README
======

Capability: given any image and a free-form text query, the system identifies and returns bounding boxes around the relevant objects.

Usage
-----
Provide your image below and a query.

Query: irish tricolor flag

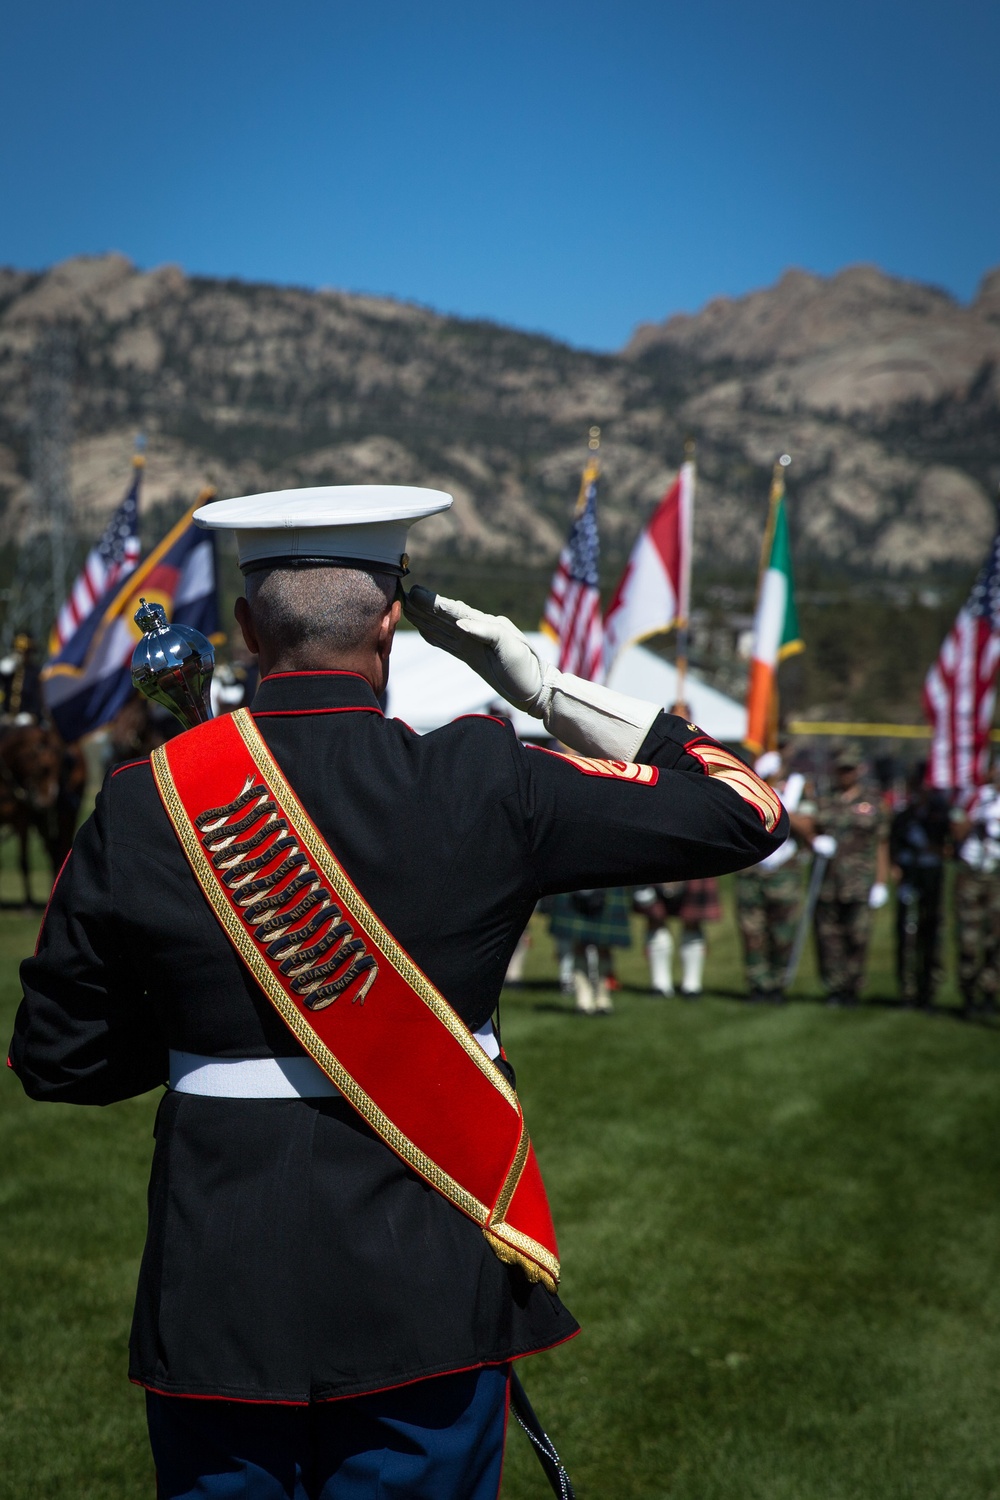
[745,467,803,753]
[604,459,694,672]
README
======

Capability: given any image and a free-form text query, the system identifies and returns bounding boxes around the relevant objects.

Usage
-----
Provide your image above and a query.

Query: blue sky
[2,0,998,350]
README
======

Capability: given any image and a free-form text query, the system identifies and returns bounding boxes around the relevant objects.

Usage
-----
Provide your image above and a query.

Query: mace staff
[131,597,215,730]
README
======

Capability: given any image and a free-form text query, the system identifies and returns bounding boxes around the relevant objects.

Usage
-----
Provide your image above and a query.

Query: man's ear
[234,596,259,656]
[377,598,402,658]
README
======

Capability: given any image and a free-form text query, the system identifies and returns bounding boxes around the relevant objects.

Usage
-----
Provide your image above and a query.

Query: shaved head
[235,566,400,687]
[245,567,395,656]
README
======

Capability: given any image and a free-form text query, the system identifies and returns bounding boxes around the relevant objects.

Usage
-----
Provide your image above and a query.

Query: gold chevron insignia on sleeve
[684,740,783,832]
[549,750,658,785]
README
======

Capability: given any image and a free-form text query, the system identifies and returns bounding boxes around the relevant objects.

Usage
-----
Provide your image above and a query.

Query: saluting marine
[10,486,786,1500]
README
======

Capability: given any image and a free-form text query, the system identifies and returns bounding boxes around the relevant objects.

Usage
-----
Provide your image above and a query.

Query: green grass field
[2,838,999,1499]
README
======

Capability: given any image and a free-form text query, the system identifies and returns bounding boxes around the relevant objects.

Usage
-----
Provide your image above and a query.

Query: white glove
[868,882,889,910]
[404,587,546,712]
[403,587,660,760]
[812,834,838,860]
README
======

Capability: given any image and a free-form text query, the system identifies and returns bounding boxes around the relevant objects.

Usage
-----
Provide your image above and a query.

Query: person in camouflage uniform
[811,745,890,1005]
[951,766,1000,1016]
[737,864,800,1000]
[736,749,809,1002]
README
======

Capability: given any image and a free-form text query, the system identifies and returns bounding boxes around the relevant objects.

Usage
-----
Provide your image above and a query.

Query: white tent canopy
[385,631,747,742]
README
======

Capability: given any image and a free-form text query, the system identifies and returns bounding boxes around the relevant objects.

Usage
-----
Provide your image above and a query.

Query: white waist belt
[169,1050,339,1098]
[168,1023,500,1100]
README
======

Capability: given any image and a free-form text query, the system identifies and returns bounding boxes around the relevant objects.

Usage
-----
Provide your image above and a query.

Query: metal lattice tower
[2,329,76,650]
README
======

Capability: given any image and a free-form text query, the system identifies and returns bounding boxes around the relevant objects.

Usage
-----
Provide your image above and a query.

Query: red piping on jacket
[130,1328,578,1406]
[112,758,149,776]
[526,741,659,785]
[262,670,374,684]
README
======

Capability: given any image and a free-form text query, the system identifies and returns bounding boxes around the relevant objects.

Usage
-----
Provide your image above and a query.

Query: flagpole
[746,454,790,752]
[541,428,603,678]
[674,437,695,709]
[584,424,600,500]
[760,458,785,572]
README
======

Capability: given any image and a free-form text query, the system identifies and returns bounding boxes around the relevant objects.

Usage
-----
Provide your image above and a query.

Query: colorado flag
[43,502,219,743]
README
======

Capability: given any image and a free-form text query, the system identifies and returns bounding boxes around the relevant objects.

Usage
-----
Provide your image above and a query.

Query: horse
[0,725,87,906]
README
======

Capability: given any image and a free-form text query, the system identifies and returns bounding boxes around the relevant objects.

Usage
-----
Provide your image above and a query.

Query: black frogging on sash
[266,907,344,960]
[232,851,308,898]
[193,783,378,1009]
[210,817,280,866]
[222,836,299,886]
[253,886,329,939]
[196,781,270,830]
[205,798,278,842]
[240,871,317,924]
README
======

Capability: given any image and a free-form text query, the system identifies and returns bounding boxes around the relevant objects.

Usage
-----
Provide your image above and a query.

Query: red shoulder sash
[151,708,559,1291]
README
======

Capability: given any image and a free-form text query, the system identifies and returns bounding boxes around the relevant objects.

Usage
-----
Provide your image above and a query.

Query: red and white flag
[924,520,1000,790]
[603,460,694,673]
[541,459,605,681]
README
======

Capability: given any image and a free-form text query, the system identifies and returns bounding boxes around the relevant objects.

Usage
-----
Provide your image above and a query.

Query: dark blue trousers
[146,1366,510,1499]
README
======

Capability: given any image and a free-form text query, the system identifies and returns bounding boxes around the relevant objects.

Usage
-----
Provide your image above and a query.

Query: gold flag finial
[771,452,790,500]
[576,428,601,509]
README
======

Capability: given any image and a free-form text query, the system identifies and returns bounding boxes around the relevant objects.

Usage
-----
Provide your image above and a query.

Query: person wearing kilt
[548,887,632,1013]
[634,699,723,1000]
[633,878,721,997]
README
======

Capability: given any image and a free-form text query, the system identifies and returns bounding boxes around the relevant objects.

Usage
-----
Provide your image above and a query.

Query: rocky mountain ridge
[0,254,997,586]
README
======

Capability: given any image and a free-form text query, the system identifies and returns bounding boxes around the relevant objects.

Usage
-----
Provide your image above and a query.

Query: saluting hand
[403,586,661,760]
[403,587,548,715]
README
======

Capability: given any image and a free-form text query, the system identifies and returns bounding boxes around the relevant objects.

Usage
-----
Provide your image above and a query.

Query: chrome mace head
[131,597,214,730]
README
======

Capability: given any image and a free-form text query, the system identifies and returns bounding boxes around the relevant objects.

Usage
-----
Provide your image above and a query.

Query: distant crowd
[506,740,1000,1020]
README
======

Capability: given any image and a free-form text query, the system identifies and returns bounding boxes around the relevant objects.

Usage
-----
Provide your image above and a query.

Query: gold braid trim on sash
[152,710,559,1292]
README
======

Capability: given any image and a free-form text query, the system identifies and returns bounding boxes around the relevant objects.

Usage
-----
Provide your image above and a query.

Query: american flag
[541,459,604,682]
[52,460,143,651]
[924,514,1000,790]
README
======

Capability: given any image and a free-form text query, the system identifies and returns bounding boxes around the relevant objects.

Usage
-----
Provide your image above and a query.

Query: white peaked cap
[193,485,453,576]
